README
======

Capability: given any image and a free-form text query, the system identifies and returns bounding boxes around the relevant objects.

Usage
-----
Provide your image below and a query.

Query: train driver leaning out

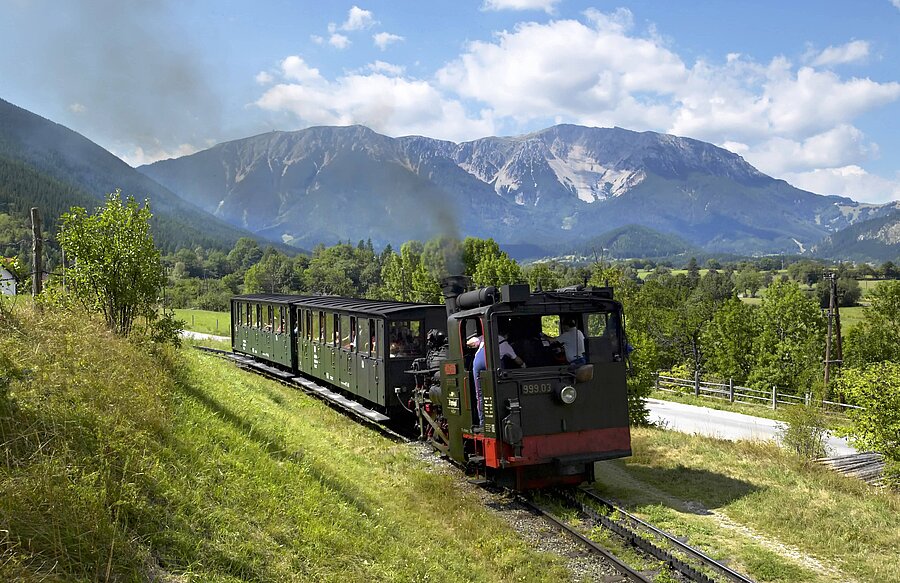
[555,317,586,367]
[471,321,525,432]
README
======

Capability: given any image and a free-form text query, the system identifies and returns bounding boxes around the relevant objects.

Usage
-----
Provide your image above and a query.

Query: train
[230,277,632,490]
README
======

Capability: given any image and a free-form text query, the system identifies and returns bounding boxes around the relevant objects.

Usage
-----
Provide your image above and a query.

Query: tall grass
[1,303,175,580]
[1,303,570,581]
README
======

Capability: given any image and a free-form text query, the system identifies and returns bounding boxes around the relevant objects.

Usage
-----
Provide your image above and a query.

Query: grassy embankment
[594,428,900,583]
[0,302,571,581]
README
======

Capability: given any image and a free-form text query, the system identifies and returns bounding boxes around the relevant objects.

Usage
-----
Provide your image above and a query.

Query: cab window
[388,320,424,358]
[586,311,622,362]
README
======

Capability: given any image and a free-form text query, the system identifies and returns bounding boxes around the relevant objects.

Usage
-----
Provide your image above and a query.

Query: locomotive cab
[438,282,632,489]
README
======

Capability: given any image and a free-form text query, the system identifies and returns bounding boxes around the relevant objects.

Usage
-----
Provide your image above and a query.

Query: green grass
[173,308,230,336]
[1,304,571,581]
[593,427,900,583]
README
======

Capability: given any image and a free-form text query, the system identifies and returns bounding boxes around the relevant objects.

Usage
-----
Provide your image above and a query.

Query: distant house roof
[0,265,17,282]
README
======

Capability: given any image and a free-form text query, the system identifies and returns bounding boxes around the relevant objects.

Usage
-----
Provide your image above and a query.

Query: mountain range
[1,95,898,261]
[139,124,900,257]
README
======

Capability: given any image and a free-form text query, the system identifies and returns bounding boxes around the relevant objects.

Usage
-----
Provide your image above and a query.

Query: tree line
[6,193,900,482]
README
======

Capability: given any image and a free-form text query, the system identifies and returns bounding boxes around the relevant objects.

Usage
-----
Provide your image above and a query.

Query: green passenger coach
[232,294,299,370]
[231,294,446,417]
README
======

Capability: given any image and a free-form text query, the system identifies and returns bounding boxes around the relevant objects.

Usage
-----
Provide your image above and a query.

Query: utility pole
[30,207,42,298]
[823,272,843,395]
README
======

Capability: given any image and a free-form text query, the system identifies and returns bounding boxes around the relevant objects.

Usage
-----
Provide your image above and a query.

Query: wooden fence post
[729,378,734,403]
[771,386,777,410]
[30,207,42,298]
[805,392,810,406]
[654,372,659,392]
[694,370,700,397]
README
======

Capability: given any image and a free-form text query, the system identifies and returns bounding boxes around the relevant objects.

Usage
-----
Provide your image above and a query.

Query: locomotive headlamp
[558,385,577,405]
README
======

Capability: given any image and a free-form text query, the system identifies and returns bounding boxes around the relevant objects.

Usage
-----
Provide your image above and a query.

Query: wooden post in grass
[771,386,777,410]
[654,372,659,392]
[30,207,42,298]
[694,370,700,397]
[729,378,734,403]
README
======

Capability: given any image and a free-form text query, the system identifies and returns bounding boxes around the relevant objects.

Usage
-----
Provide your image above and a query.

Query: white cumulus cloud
[329,34,350,49]
[342,6,376,31]
[256,58,494,141]
[783,166,900,204]
[119,142,198,167]
[809,40,870,66]
[68,102,87,114]
[255,71,274,85]
[481,0,560,12]
[367,61,404,76]
[373,32,403,50]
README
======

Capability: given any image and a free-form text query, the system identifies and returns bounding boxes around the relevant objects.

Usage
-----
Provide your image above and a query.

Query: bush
[836,362,900,486]
[778,405,829,460]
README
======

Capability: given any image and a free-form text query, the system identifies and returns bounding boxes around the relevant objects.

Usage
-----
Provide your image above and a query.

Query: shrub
[778,404,829,460]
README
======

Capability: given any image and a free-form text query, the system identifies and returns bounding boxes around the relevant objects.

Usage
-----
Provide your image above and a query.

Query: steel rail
[516,495,653,583]
[573,488,756,583]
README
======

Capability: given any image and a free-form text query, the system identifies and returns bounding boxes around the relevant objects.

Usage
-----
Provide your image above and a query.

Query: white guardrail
[655,373,863,415]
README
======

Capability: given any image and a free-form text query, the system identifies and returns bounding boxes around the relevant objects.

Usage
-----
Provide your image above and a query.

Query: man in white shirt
[555,317,586,366]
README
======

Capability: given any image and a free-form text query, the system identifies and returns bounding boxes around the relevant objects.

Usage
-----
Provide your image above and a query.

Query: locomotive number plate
[521,382,553,395]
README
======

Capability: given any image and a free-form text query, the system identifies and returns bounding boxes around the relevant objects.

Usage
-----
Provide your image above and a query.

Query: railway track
[194,344,755,582]
[517,494,654,582]
[539,487,756,583]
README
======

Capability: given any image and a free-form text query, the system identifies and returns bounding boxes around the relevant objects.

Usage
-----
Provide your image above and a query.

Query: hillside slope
[812,210,900,262]
[0,304,569,581]
[0,98,260,252]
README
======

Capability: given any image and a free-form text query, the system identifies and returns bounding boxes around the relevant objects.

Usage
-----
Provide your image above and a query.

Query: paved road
[646,398,857,456]
[181,330,230,342]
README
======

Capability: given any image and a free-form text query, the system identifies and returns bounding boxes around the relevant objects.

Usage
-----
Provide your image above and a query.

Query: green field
[173,308,230,336]
[595,427,900,583]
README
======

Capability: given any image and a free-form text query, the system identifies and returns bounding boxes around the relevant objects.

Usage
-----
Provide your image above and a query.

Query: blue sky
[2,0,899,203]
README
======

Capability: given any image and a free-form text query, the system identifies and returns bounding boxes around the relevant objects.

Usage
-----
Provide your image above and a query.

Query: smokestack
[440,275,468,317]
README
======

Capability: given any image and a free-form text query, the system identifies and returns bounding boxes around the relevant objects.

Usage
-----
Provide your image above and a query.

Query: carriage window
[266,305,274,331]
[255,305,262,329]
[311,310,320,342]
[358,318,370,354]
[317,311,326,342]
[325,313,335,346]
[246,303,252,327]
[388,320,424,358]
[340,315,352,350]
[341,316,356,351]
[277,306,286,334]
[305,310,312,340]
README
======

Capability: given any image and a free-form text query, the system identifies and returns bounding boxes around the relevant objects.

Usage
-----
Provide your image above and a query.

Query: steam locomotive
[231,278,631,490]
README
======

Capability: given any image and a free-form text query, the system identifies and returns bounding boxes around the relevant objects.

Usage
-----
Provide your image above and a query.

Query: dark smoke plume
[21,0,222,161]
